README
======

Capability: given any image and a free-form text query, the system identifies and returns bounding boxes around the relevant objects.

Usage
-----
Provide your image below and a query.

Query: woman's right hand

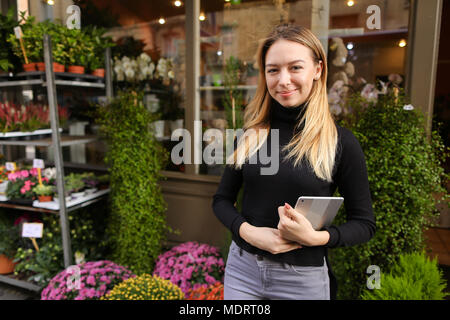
[239,222,302,254]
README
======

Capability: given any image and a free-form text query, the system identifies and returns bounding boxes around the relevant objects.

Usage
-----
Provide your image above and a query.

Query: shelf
[0,128,62,138]
[0,135,98,147]
[0,274,42,293]
[32,188,110,211]
[0,71,105,89]
[0,189,110,213]
[199,85,257,91]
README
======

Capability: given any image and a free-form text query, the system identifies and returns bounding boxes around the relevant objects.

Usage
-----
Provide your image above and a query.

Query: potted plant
[0,7,20,73]
[0,214,20,274]
[87,26,115,77]
[65,28,89,74]
[6,169,39,205]
[32,184,54,202]
[64,173,85,198]
[80,172,99,194]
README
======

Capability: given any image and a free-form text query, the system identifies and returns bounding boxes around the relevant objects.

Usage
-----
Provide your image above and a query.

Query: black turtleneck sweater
[212,100,376,266]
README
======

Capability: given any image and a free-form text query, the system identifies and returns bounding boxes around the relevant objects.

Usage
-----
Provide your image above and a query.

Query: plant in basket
[153,242,225,294]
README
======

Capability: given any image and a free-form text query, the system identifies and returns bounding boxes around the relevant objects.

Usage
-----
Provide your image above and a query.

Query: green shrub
[101,274,184,300]
[330,87,449,299]
[96,90,171,274]
[361,251,447,300]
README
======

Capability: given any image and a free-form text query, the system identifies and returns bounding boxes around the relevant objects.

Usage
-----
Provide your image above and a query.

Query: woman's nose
[278,69,291,86]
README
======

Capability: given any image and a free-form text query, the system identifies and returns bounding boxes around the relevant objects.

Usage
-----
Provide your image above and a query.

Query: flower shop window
[106,13,187,174]
[196,0,410,176]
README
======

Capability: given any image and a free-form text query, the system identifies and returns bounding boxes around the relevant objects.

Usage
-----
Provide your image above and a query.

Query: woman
[212,24,376,300]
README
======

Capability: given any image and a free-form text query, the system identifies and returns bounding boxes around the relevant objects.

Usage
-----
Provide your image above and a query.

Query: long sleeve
[212,164,246,239]
[324,127,376,248]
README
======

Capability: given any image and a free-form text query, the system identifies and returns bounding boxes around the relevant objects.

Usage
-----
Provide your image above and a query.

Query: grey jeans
[224,241,330,300]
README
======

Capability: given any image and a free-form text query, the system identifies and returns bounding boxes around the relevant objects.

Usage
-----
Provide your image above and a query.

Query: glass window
[197,0,409,176]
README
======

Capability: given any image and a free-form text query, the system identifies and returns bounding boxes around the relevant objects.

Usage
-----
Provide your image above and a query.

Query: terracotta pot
[36,62,65,73]
[38,195,53,202]
[0,254,15,275]
[23,63,36,72]
[91,68,105,78]
[67,65,85,74]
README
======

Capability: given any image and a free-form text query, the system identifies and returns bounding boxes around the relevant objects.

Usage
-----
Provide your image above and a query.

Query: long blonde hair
[227,24,338,182]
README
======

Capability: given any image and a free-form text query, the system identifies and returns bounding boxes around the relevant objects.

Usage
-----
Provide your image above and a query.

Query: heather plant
[153,242,225,294]
[41,260,135,300]
[101,274,184,300]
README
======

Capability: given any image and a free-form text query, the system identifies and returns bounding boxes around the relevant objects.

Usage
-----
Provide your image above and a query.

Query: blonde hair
[227,24,337,182]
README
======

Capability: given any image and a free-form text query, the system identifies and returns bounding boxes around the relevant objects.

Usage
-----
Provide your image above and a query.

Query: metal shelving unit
[0,34,113,292]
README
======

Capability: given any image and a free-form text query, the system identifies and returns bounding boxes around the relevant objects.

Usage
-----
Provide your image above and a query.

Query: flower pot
[0,254,15,275]
[38,195,53,202]
[36,62,64,72]
[151,120,165,138]
[91,68,105,78]
[23,63,36,72]
[67,65,85,74]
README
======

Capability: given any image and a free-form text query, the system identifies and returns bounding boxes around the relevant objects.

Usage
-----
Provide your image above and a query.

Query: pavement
[0,282,39,300]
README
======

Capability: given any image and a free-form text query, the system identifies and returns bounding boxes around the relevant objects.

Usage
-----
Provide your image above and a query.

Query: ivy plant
[96,90,171,274]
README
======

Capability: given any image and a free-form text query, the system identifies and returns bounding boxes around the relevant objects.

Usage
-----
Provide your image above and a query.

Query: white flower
[329,104,342,116]
[43,167,57,180]
[75,251,85,265]
[361,83,378,102]
[125,68,135,80]
[403,104,414,111]
[139,52,151,63]
[121,56,131,64]
[328,90,341,105]
[168,70,175,79]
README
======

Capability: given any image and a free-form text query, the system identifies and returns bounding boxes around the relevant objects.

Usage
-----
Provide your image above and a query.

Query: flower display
[186,281,224,300]
[101,274,184,300]
[41,260,135,300]
[113,53,174,84]
[6,168,49,199]
[0,102,68,133]
[153,242,225,294]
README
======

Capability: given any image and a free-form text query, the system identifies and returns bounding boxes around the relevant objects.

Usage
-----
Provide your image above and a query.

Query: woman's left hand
[277,203,330,247]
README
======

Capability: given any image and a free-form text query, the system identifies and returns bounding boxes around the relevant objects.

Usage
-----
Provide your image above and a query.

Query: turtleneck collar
[270,99,307,126]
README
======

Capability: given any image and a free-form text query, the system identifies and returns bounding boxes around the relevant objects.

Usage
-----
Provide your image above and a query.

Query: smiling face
[265,39,323,107]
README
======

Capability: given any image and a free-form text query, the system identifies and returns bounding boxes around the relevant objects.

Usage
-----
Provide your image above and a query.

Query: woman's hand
[239,222,302,254]
[277,203,330,246]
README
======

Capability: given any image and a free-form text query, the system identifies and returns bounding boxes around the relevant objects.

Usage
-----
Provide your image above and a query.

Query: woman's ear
[314,60,323,81]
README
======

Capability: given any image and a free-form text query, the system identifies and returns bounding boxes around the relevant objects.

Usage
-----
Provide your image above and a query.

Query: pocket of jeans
[288,264,325,275]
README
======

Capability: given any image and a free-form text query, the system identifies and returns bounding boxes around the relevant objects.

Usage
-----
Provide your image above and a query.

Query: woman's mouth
[278,89,297,97]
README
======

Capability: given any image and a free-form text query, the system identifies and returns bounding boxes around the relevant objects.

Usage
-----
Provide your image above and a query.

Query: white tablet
[294,196,344,230]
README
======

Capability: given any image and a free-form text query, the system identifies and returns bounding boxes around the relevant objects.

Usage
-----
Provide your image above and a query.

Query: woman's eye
[292,65,303,70]
[267,69,277,73]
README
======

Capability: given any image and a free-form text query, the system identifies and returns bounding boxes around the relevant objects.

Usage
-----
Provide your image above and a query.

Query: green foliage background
[330,90,449,299]
[361,251,447,300]
[97,90,171,274]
